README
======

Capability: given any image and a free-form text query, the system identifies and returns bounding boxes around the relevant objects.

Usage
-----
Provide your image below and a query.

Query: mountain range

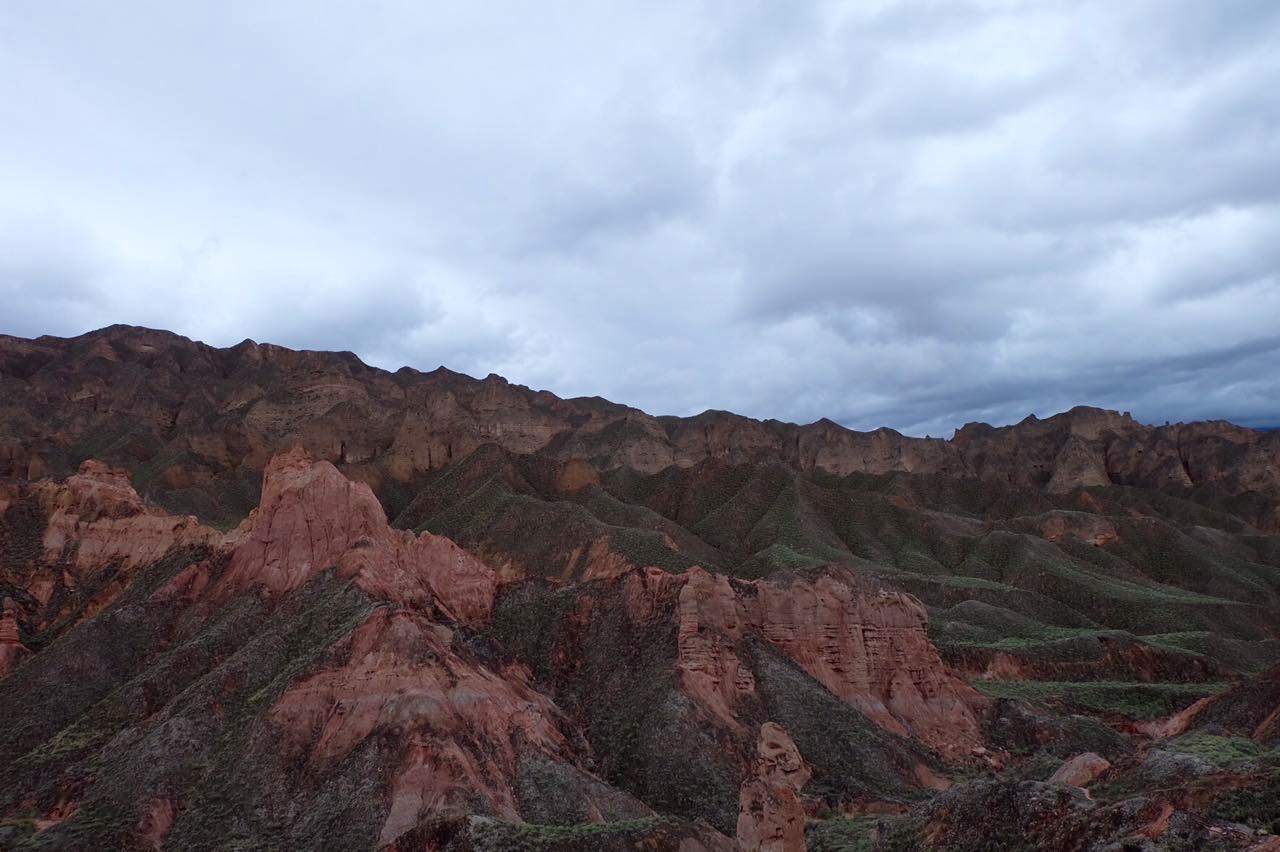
[1,325,1278,851]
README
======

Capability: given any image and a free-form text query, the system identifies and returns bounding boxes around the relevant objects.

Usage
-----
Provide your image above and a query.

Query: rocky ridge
[2,327,1278,531]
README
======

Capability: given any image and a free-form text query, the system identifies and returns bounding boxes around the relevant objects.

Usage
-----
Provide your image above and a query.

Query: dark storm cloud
[1,0,1277,434]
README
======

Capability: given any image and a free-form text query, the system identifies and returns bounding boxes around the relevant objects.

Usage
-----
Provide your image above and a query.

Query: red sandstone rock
[1140,663,1280,745]
[1045,435,1114,493]
[0,597,31,680]
[554,458,600,494]
[34,459,220,573]
[569,535,637,582]
[676,570,757,731]
[0,460,223,636]
[215,446,494,623]
[1048,753,1111,790]
[269,608,573,845]
[976,652,1031,681]
[1139,802,1176,840]
[736,722,811,852]
[622,566,685,623]
[138,798,175,850]
[1136,696,1218,739]
[673,568,985,758]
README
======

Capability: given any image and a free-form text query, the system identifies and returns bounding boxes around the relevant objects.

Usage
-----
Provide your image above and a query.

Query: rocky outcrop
[0,446,657,850]
[675,568,986,758]
[554,458,601,494]
[676,570,757,731]
[269,608,576,846]
[214,446,494,622]
[32,459,218,572]
[5,448,495,630]
[1037,511,1119,547]
[1048,753,1111,790]
[137,798,175,851]
[1045,435,1113,494]
[0,462,222,634]
[0,598,30,679]
[1135,696,1220,740]
[736,723,810,852]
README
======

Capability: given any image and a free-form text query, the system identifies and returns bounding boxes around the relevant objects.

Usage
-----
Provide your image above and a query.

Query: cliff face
[3,327,1278,532]
[675,568,985,759]
[268,608,577,846]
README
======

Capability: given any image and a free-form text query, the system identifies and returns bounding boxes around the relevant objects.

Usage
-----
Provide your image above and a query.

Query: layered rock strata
[3,327,1278,521]
[675,567,986,758]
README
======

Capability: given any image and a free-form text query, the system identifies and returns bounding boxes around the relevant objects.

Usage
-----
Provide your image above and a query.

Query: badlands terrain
[1,325,1279,850]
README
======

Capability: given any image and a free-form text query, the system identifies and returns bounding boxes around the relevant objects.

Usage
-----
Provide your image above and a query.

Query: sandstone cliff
[675,567,986,758]
[210,445,494,622]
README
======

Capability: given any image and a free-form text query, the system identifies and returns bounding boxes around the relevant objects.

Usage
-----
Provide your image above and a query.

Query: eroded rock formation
[0,598,29,679]
[270,608,577,845]
[675,567,986,757]
[1,459,221,632]
[1048,753,1111,791]
[3,327,1279,524]
[212,445,494,622]
[32,460,217,572]
[3,324,1278,850]
[736,722,811,852]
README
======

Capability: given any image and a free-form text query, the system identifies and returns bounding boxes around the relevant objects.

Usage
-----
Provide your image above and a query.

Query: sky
[2,1,1278,436]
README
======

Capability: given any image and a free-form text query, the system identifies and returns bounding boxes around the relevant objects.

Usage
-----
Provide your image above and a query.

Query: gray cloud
[1,0,1277,436]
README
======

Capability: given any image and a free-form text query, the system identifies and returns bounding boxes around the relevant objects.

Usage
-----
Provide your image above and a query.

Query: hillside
[1,326,1278,851]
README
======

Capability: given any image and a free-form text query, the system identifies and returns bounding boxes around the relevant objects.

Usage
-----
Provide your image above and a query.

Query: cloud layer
[3,0,1278,435]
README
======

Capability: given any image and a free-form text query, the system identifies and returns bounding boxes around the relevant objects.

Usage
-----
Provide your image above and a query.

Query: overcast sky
[2,1,1278,435]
